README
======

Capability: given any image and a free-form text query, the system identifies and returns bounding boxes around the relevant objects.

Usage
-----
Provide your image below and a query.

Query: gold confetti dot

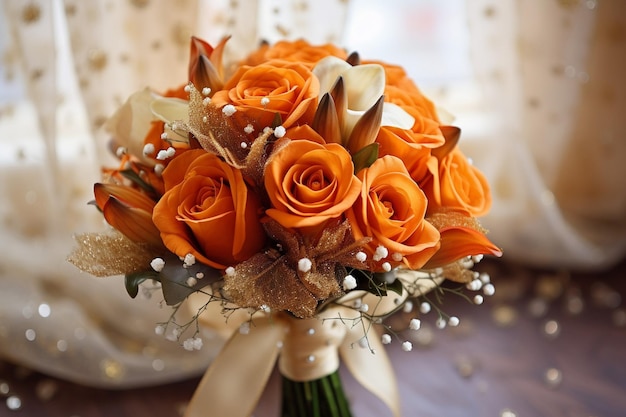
[527,97,540,108]
[275,24,290,37]
[65,3,77,16]
[35,379,58,401]
[100,358,125,380]
[172,23,192,46]
[454,356,475,378]
[492,305,518,327]
[30,68,44,81]
[551,64,565,76]
[22,4,41,23]
[535,274,564,299]
[557,0,580,8]
[484,6,496,17]
[88,49,107,71]
[130,0,150,8]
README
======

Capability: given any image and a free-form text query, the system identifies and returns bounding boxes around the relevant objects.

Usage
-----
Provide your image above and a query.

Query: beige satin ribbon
[183,293,406,417]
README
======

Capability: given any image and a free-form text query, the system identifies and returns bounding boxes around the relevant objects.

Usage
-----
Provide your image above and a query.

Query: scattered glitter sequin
[500,409,517,417]
[100,359,125,380]
[535,274,564,300]
[454,356,475,378]
[152,359,165,371]
[613,309,626,327]
[0,381,9,395]
[528,297,548,318]
[544,367,563,388]
[38,303,51,318]
[25,329,36,341]
[543,320,560,338]
[56,340,68,352]
[6,395,21,410]
[35,379,58,401]
[492,305,518,327]
[565,293,584,315]
[591,282,621,308]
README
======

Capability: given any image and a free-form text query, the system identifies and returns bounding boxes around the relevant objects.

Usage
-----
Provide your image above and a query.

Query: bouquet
[69,36,501,416]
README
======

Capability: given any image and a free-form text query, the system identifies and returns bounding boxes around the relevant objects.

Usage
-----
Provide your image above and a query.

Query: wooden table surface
[1,258,625,417]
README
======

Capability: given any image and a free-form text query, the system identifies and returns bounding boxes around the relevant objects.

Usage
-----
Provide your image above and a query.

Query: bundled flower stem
[282,371,352,417]
[69,35,502,416]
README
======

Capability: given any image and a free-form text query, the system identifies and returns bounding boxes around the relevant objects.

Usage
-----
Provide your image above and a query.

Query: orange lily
[94,183,162,248]
[423,226,502,269]
[189,36,229,93]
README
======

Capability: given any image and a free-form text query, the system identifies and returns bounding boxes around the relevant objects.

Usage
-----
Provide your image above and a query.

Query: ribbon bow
[182,270,438,417]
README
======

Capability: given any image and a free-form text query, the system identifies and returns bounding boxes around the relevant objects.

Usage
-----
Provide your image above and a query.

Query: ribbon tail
[184,318,285,417]
[339,327,401,417]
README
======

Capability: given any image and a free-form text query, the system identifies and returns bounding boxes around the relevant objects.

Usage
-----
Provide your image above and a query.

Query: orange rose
[376,125,437,183]
[243,39,347,68]
[264,139,361,229]
[422,147,492,217]
[152,149,266,269]
[346,155,440,270]
[211,59,319,130]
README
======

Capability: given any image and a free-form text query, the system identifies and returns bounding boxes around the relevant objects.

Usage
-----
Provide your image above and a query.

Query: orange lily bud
[102,196,163,248]
[312,93,342,144]
[188,36,229,93]
[94,183,156,213]
[347,95,384,155]
[329,76,346,133]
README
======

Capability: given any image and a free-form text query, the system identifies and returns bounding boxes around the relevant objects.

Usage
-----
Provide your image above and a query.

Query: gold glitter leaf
[224,254,320,318]
[68,231,154,277]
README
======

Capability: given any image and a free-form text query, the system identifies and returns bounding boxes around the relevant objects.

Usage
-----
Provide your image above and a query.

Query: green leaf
[125,270,159,298]
[385,276,404,296]
[352,142,379,173]
[347,268,404,298]
[271,112,283,129]
[158,255,222,305]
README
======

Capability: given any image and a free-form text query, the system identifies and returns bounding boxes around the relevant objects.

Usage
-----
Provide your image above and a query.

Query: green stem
[281,370,353,417]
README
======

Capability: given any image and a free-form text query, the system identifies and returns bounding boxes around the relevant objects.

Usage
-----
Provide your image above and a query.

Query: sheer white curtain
[0,0,351,388]
[0,0,624,388]
[463,0,626,269]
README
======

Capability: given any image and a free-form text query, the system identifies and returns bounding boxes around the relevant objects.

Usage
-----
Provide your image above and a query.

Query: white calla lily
[150,97,189,124]
[381,102,416,129]
[104,87,163,165]
[313,56,414,142]
[150,97,190,145]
